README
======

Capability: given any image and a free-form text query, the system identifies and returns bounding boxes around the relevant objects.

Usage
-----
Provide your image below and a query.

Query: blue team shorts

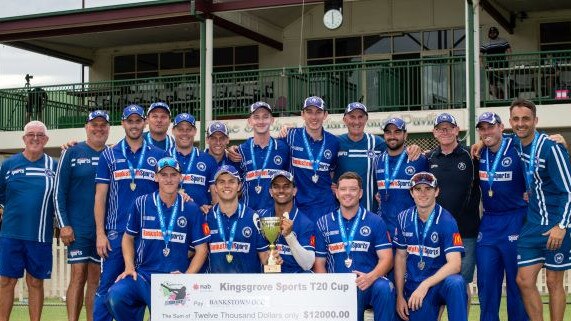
[67,236,100,264]
[460,237,477,284]
[517,223,571,271]
[0,237,53,279]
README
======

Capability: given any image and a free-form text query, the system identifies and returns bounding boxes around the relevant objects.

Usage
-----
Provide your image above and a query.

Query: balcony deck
[1,50,570,131]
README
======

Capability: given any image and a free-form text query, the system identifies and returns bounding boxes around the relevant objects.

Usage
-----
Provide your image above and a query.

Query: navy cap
[410,172,438,189]
[207,121,229,137]
[250,101,272,114]
[214,165,241,182]
[122,105,145,120]
[303,96,325,110]
[476,112,502,128]
[87,110,110,123]
[270,170,295,186]
[156,157,181,173]
[147,102,171,115]
[173,113,196,127]
[382,117,407,131]
[434,113,458,127]
[344,102,368,115]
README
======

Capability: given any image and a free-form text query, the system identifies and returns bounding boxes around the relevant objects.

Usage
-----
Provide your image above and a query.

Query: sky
[0,0,154,89]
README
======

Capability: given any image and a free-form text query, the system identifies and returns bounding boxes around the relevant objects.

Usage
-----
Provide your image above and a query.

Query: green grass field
[9,297,571,321]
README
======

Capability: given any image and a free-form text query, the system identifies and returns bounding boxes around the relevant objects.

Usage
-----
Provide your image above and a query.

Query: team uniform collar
[213,202,246,219]
[330,207,367,222]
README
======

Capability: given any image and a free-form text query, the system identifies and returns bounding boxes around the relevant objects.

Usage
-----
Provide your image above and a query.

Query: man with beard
[54,111,110,321]
[93,105,166,321]
[143,102,175,154]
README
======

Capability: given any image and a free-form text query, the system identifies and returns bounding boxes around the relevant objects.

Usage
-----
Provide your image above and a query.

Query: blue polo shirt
[203,148,240,169]
[258,206,315,273]
[54,142,103,236]
[204,203,268,273]
[238,137,290,210]
[286,128,339,222]
[315,208,392,273]
[393,204,464,291]
[172,147,217,207]
[95,139,166,234]
[143,132,176,155]
[375,150,429,237]
[0,153,57,243]
[126,193,209,279]
[335,133,386,212]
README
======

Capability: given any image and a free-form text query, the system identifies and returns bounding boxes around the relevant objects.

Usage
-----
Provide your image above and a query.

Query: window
[160,52,183,70]
[540,22,571,51]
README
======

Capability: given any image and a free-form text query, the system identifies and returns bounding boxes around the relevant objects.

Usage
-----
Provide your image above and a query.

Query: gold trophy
[259,217,282,273]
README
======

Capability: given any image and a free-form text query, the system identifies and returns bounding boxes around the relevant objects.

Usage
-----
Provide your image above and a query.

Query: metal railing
[1,50,570,131]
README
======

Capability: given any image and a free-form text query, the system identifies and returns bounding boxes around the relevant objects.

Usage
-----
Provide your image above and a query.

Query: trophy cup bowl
[259,217,282,273]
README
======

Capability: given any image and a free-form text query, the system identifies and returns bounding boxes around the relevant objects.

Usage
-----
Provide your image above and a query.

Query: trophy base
[264,264,281,273]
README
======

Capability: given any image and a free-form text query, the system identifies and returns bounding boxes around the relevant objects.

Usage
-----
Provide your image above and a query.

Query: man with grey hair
[0,121,57,321]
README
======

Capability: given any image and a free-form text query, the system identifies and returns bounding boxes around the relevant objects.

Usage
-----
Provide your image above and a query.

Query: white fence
[13,238,571,300]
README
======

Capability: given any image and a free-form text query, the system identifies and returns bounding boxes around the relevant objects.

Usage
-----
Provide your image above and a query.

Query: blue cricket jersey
[258,205,315,273]
[518,133,571,228]
[125,192,210,279]
[203,148,240,169]
[315,208,392,273]
[335,133,386,212]
[205,203,269,273]
[393,204,464,290]
[375,150,429,236]
[95,139,166,233]
[0,153,57,242]
[238,137,290,210]
[54,142,103,237]
[143,132,176,155]
[172,147,217,207]
[286,127,339,222]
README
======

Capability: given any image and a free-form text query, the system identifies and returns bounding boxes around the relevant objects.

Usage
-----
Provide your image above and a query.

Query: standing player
[475,111,528,321]
[394,172,467,321]
[106,157,209,321]
[54,110,110,321]
[285,96,339,222]
[205,121,237,167]
[143,102,175,154]
[257,170,315,272]
[170,113,217,208]
[204,165,276,273]
[93,105,166,321]
[0,121,57,321]
[334,102,386,212]
[237,102,289,210]
[376,117,429,239]
[509,99,571,321]
[314,172,395,321]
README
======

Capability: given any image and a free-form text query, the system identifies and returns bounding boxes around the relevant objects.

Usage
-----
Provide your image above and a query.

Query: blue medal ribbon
[249,138,274,189]
[155,192,180,251]
[485,138,507,194]
[383,150,407,197]
[302,129,326,178]
[121,139,147,187]
[519,132,539,192]
[178,147,197,175]
[413,207,436,264]
[215,204,242,253]
[146,133,172,152]
[337,207,363,260]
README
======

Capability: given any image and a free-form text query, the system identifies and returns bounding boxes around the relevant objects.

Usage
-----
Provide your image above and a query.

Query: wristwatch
[558,223,567,230]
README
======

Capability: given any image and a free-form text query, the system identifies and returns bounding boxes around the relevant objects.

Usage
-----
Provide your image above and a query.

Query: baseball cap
[250,101,272,114]
[476,112,502,128]
[156,157,181,173]
[87,110,110,123]
[434,113,458,127]
[382,117,407,131]
[270,170,295,186]
[410,172,438,189]
[173,113,196,127]
[489,26,499,33]
[207,121,229,137]
[213,165,241,182]
[147,102,171,115]
[303,96,325,110]
[122,105,145,120]
[344,102,368,115]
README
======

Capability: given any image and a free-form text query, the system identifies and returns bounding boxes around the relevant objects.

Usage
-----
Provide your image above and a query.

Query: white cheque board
[151,273,357,321]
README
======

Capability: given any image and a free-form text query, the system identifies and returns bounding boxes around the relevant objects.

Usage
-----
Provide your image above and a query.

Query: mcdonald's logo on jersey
[202,223,210,236]
[453,233,463,246]
[309,235,316,247]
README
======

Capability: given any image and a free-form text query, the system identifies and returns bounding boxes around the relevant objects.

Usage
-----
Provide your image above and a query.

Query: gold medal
[130,182,136,191]
[344,258,353,268]
[226,253,233,263]
[488,189,493,198]
[418,260,425,270]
